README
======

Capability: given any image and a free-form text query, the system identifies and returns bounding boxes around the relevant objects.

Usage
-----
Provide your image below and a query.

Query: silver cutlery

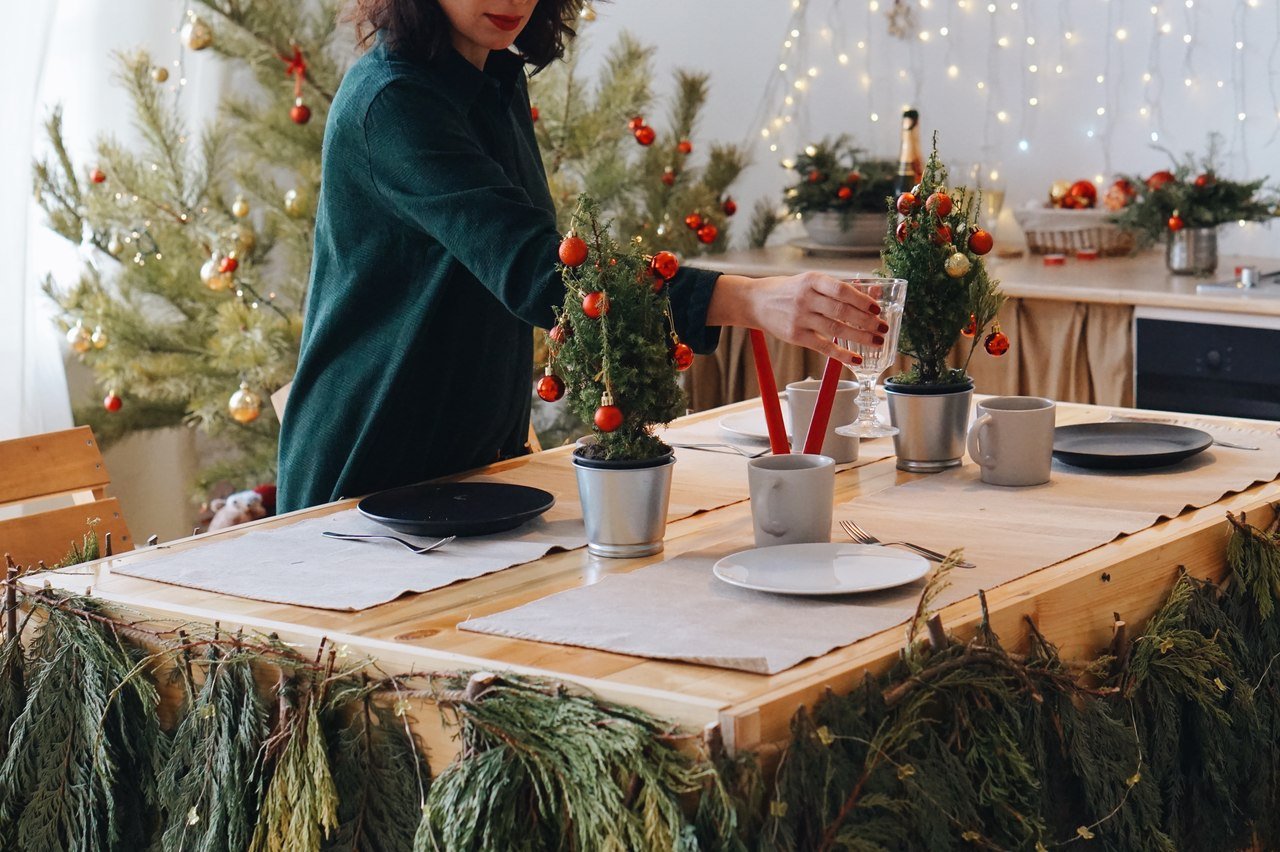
[1106,414,1260,451]
[321,531,455,554]
[840,520,976,569]
[669,442,771,458]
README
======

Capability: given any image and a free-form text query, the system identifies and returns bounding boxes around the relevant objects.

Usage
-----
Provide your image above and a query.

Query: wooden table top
[709,247,1280,318]
[42,397,1280,761]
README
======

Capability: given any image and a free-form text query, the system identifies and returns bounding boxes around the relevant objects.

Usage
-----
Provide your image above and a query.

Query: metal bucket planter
[802,211,886,248]
[884,378,975,473]
[1166,227,1218,276]
[572,449,675,558]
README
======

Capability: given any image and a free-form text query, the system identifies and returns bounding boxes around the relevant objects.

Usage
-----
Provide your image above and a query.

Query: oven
[1133,306,1280,422]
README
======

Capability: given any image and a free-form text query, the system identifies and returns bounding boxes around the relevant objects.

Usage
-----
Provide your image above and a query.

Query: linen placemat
[460,552,920,675]
[112,508,586,611]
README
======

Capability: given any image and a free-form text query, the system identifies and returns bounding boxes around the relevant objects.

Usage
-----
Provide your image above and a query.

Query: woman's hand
[706,272,890,366]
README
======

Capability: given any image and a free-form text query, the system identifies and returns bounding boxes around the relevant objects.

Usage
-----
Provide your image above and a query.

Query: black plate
[1052,422,1213,470]
[358,482,555,536]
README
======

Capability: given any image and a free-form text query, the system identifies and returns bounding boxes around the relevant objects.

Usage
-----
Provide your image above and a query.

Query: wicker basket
[1012,205,1136,256]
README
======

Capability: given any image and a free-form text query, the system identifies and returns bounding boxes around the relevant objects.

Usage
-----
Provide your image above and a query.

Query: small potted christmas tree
[881,135,1008,472]
[784,136,897,248]
[538,195,693,557]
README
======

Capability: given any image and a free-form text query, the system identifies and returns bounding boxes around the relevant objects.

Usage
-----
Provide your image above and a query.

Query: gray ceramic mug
[966,396,1056,486]
[747,454,835,546]
[785,379,860,464]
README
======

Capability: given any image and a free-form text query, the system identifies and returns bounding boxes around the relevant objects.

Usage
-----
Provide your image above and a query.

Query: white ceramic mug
[747,454,835,547]
[966,396,1056,487]
[785,379,860,464]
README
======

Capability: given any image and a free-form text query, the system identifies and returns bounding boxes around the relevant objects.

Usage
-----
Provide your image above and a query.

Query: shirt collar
[433,46,525,110]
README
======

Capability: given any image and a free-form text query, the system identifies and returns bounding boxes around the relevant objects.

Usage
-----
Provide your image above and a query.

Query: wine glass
[834,277,908,439]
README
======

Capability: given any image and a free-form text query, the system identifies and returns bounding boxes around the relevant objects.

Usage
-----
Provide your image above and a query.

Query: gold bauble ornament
[283,187,311,217]
[91,326,109,350]
[228,382,262,424]
[944,252,972,278]
[1048,179,1071,208]
[181,16,213,51]
[226,223,256,255]
[106,234,123,257]
[200,257,234,292]
[151,66,170,83]
[66,321,92,354]
[231,195,250,218]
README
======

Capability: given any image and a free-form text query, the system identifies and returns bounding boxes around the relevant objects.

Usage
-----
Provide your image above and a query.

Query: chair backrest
[0,426,132,570]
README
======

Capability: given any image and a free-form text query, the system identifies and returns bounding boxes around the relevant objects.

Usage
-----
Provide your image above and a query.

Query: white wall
[576,0,1280,257]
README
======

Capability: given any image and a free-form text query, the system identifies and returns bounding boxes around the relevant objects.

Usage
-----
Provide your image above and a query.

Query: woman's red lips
[485,13,522,31]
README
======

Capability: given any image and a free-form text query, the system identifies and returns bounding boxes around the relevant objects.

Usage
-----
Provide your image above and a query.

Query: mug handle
[758,479,789,538]
[966,413,996,468]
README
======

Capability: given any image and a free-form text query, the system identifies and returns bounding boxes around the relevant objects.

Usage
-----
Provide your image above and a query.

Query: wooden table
[42,398,1280,773]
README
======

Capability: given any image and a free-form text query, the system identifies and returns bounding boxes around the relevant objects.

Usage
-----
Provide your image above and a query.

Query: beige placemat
[460,552,920,675]
[112,508,586,611]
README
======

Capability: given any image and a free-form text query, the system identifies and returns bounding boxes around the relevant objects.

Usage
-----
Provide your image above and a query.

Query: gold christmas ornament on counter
[1048,179,1071,208]
[228,382,262,424]
[181,15,213,51]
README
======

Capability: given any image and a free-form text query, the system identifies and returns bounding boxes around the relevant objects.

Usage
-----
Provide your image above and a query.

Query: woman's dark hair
[346,0,585,71]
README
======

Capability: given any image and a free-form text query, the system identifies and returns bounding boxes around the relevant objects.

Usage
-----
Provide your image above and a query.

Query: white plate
[718,408,792,443]
[713,543,930,596]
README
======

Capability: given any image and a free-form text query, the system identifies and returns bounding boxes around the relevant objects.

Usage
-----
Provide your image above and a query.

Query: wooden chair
[0,426,132,570]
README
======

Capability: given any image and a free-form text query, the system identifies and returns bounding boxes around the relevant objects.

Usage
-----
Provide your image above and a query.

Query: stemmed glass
[834,277,908,439]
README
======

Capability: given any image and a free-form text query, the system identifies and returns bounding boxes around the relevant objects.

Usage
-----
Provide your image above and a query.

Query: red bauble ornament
[1062,180,1098,210]
[926,192,953,217]
[1194,172,1215,189]
[1146,170,1176,191]
[984,330,1010,356]
[1104,179,1137,211]
[218,255,239,273]
[549,323,569,344]
[634,125,656,146]
[895,220,913,243]
[837,186,853,200]
[846,170,862,184]
[961,314,978,338]
[627,115,645,131]
[582,291,609,318]
[103,391,123,412]
[1167,213,1185,232]
[650,250,679,282]
[807,170,824,184]
[530,106,539,122]
[967,228,994,255]
[932,224,953,246]
[722,197,737,216]
[559,234,589,267]
[661,168,675,186]
[677,139,693,154]
[536,371,565,402]
[290,102,312,125]
[594,404,623,432]
[671,342,694,371]
[685,212,703,230]
[89,168,107,184]
[696,223,719,244]
[895,192,918,215]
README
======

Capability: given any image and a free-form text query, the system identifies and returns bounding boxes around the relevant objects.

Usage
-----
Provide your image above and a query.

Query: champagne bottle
[893,109,923,196]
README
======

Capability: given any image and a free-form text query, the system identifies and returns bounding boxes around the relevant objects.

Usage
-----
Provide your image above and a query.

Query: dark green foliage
[747,199,782,249]
[552,195,686,461]
[323,681,430,852]
[880,135,1005,386]
[1111,134,1277,246]
[415,672,736,851]
[158,645,268,852]
[0,596,162,852]
[783,135,896,220]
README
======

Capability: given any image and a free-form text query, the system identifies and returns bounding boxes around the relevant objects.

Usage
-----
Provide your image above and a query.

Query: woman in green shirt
[277,0,887,512]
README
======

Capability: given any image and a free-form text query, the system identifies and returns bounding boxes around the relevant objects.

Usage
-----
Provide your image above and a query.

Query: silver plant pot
[802,211,886,248]
[572,453,675,558]
[1166,227,1217,276]
[884,381,974,473]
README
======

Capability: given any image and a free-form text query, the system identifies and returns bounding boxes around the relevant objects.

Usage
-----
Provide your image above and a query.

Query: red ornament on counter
[1076,248,1099,261]
[559,234,589,267]
[661,167,675,186]
[1167,213,1185,232]
[721,197,737,216]
[1103,178,1136,211]
[677,139,693,154]
[103,391,123,412]
[627,115,645,131]
[530,106,539,122]
[218,255,239,273]
[984,328,1010,356]
[696,222,718,244]
[926,191,953,217]
[1062,180,1097,209]
[895,192,918,215]
[650,250,679,282]
[290,101,311,125]
[582,291,609,318]
[961,314,978,338]
[837,186,853,200]
[594,402,623,432]
[536,370,565,402]
[685,212,703,230]
[634,125,656,146]
[1146,170,1176,191]
[967,228,994,255]
[932,224,953,246]
[1043,253,1067,266]
[671,342,694,371]
[89,167,107,184]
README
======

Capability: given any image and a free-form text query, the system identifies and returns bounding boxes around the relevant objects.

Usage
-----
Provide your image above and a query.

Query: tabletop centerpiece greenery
[878,135,1007,472]
[784,136,897,247]
[538,194,690,557]
[1109,135,1278,275]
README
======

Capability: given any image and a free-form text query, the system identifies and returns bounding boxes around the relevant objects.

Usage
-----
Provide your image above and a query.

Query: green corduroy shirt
[277,42,723,513]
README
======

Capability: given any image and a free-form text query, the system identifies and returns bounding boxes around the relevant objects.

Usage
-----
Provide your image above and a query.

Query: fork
[840,520,976,569]
[668,442,771,458]
[322,531,455,554]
